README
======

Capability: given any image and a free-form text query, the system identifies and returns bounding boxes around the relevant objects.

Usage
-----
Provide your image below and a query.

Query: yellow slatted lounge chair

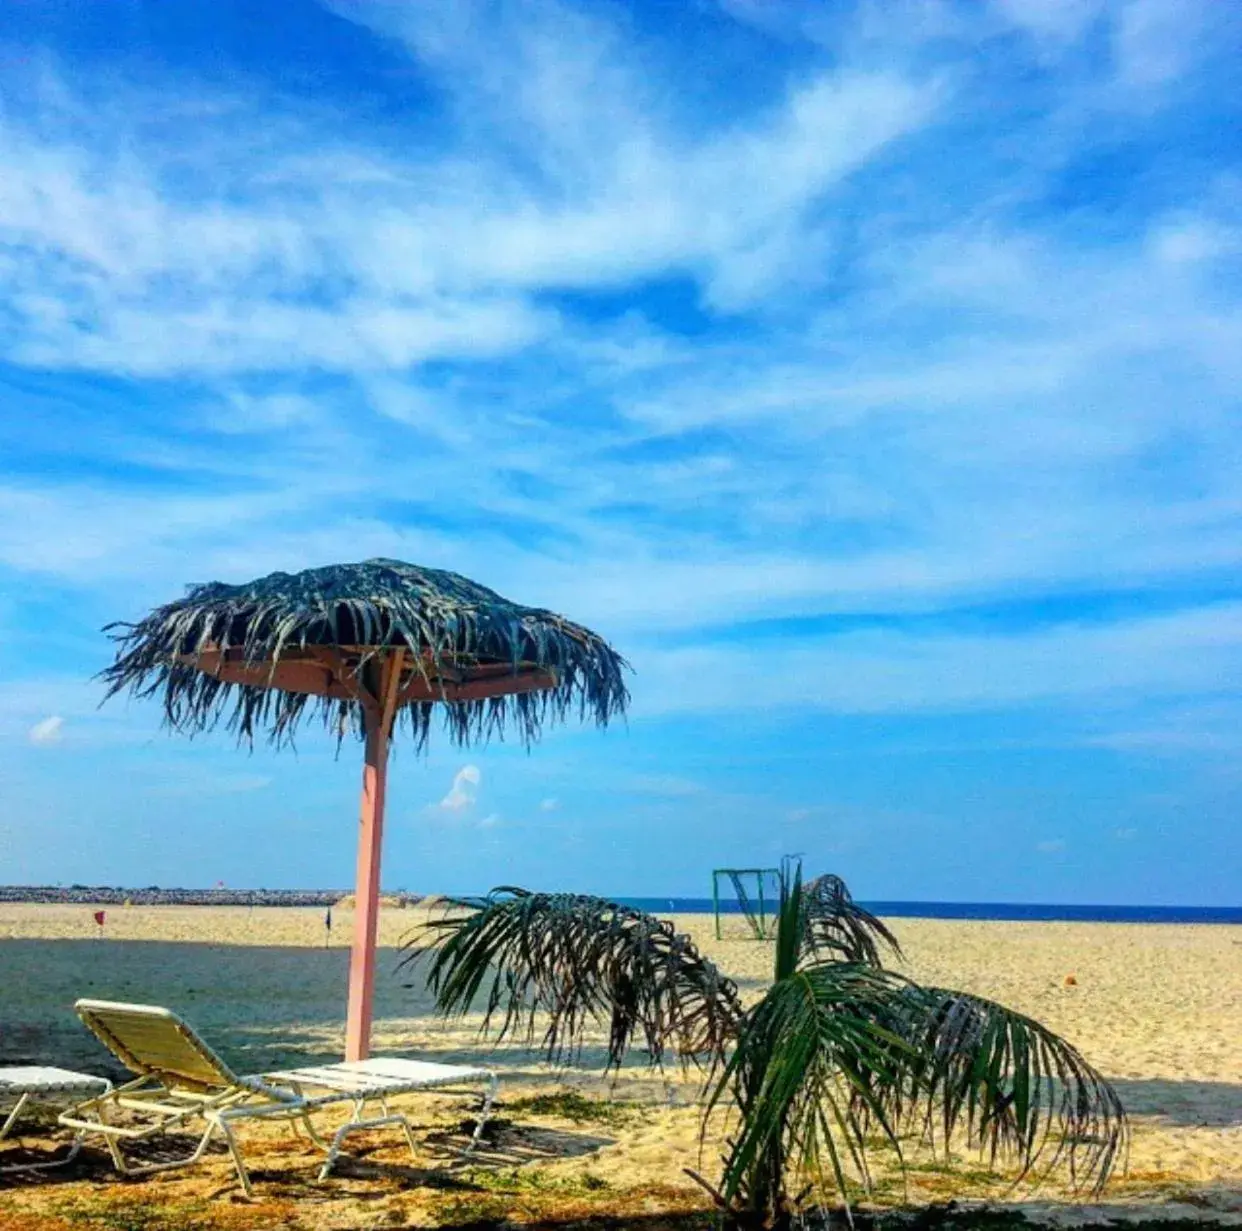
[59,1000,498,1196]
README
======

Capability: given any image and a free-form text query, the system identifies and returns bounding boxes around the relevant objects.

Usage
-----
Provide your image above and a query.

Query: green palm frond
[708,962,913,1222]
[402,888,743,1070]
[100,558,629,748]
[801,874,902,968]
[887,985,1128,1192]
[398,872,1127,1226]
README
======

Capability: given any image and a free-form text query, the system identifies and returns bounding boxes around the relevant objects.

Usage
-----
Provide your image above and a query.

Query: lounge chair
[59,1000,498,1196]
[1,1065,112,1174]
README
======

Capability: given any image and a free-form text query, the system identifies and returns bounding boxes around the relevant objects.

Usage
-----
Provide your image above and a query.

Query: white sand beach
[1,903,1239,1229]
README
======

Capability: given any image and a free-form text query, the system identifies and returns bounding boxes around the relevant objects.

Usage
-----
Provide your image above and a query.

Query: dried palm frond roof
[101,558,629,748]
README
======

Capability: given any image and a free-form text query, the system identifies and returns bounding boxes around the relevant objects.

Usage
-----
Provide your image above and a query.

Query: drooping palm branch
[801,873,902,967]
[100,558,629,747]
[408,869,1127,1226]
[887,984,1127,1190]
[708,867,916,1220]
[403,889,743,1070]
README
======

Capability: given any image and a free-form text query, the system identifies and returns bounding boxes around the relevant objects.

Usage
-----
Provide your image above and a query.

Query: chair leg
[91,1099,128,1172]
[316,1110,413,1180]
[211,1115,254,1200]
[398,1111,418,1159]
[305,1077,500,1180]
[318,1120,352,1180]
[465,1076,499,1153]
[298,1108,332,1150]
[0,1093,31,1141]
[0,1134,87,1176]
[86,1113,221,1187]
[0,1094,93,1176]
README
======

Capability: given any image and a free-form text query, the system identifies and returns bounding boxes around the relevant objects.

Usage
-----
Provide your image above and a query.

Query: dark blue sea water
[616,898,1242,924]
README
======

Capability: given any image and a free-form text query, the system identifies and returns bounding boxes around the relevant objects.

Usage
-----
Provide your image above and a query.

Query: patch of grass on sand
[902,1159,1011,1193]
[425,1178,706,1229]
[46,1195,291,1231]
[459,1165,611,1195]
[503,1088,640,1126]
[48,1198,205,1231]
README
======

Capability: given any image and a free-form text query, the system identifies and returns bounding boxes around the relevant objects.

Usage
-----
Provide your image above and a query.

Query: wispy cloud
[628,603,1242,716]
[0,2,1238,659]
[0,0,1239,897]
[27,715,63,745]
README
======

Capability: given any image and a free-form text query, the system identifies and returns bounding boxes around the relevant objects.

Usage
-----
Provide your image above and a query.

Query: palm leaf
[402,888,743,1070]
[801,874,901,968]
[400,874,1128,1223]
[885,985,1128,1192]
[707,962,914,1221]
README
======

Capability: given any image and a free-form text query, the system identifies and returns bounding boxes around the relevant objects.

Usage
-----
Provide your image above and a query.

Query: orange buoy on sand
[1064,974,1078,987]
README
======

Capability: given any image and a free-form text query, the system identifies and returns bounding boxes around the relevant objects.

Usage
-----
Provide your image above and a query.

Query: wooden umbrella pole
[345,650,405,1062]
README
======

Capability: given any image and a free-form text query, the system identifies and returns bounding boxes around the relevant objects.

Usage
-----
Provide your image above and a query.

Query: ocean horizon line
[1,885,1239,923]
[616,897,1242,925]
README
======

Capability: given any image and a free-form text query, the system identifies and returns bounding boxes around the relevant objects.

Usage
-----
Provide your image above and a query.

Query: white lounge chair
[1,1065,112,1173]
[59,1000,498,1196]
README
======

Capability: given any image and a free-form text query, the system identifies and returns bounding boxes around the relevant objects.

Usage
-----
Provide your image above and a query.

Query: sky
[1,0,1240,905]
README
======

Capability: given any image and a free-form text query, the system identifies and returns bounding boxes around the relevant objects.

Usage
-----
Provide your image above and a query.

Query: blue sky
[2,0,1240,904]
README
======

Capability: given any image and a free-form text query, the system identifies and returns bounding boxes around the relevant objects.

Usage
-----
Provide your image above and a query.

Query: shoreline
[2,887,1238,924]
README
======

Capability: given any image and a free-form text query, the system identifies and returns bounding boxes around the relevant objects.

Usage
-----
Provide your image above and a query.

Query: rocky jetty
[0,886,423,907]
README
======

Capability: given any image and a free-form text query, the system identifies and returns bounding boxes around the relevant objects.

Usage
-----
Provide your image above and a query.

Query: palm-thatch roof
[101,558,629,748]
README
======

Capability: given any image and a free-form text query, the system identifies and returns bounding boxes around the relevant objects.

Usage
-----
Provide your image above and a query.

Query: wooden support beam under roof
[184,646,557,704]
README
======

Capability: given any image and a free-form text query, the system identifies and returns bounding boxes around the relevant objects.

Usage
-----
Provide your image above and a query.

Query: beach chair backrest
[74,1000,238,1093]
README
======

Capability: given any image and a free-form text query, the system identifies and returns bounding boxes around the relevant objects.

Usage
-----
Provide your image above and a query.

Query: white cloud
[0,0,1237,756]
[0,0,940,381]
[1114,827,1138,840]
[478,812,501,829]
[1113,0,1207,88]
[28,715,64,745]
[1076,698,1242,756]
[995,0,1101,48]
[628,603,1242,716]
[439,764,481,811]
[0,7,1236,660]
[538,797,560,812]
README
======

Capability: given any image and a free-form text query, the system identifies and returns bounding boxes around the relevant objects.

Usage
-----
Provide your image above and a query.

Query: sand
[1,904,1239,1228]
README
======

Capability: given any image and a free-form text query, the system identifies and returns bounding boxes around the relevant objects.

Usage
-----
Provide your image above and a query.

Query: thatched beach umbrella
[102,558,628,1060]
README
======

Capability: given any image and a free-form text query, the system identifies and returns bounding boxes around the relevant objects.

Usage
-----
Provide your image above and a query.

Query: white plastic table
[254,1057,499,1177]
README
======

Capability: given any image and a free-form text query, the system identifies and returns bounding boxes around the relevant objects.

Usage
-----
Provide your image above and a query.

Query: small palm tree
[404,863,1125,1227]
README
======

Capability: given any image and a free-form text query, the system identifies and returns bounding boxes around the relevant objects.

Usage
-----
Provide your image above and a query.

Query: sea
[616,899,1242,924]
